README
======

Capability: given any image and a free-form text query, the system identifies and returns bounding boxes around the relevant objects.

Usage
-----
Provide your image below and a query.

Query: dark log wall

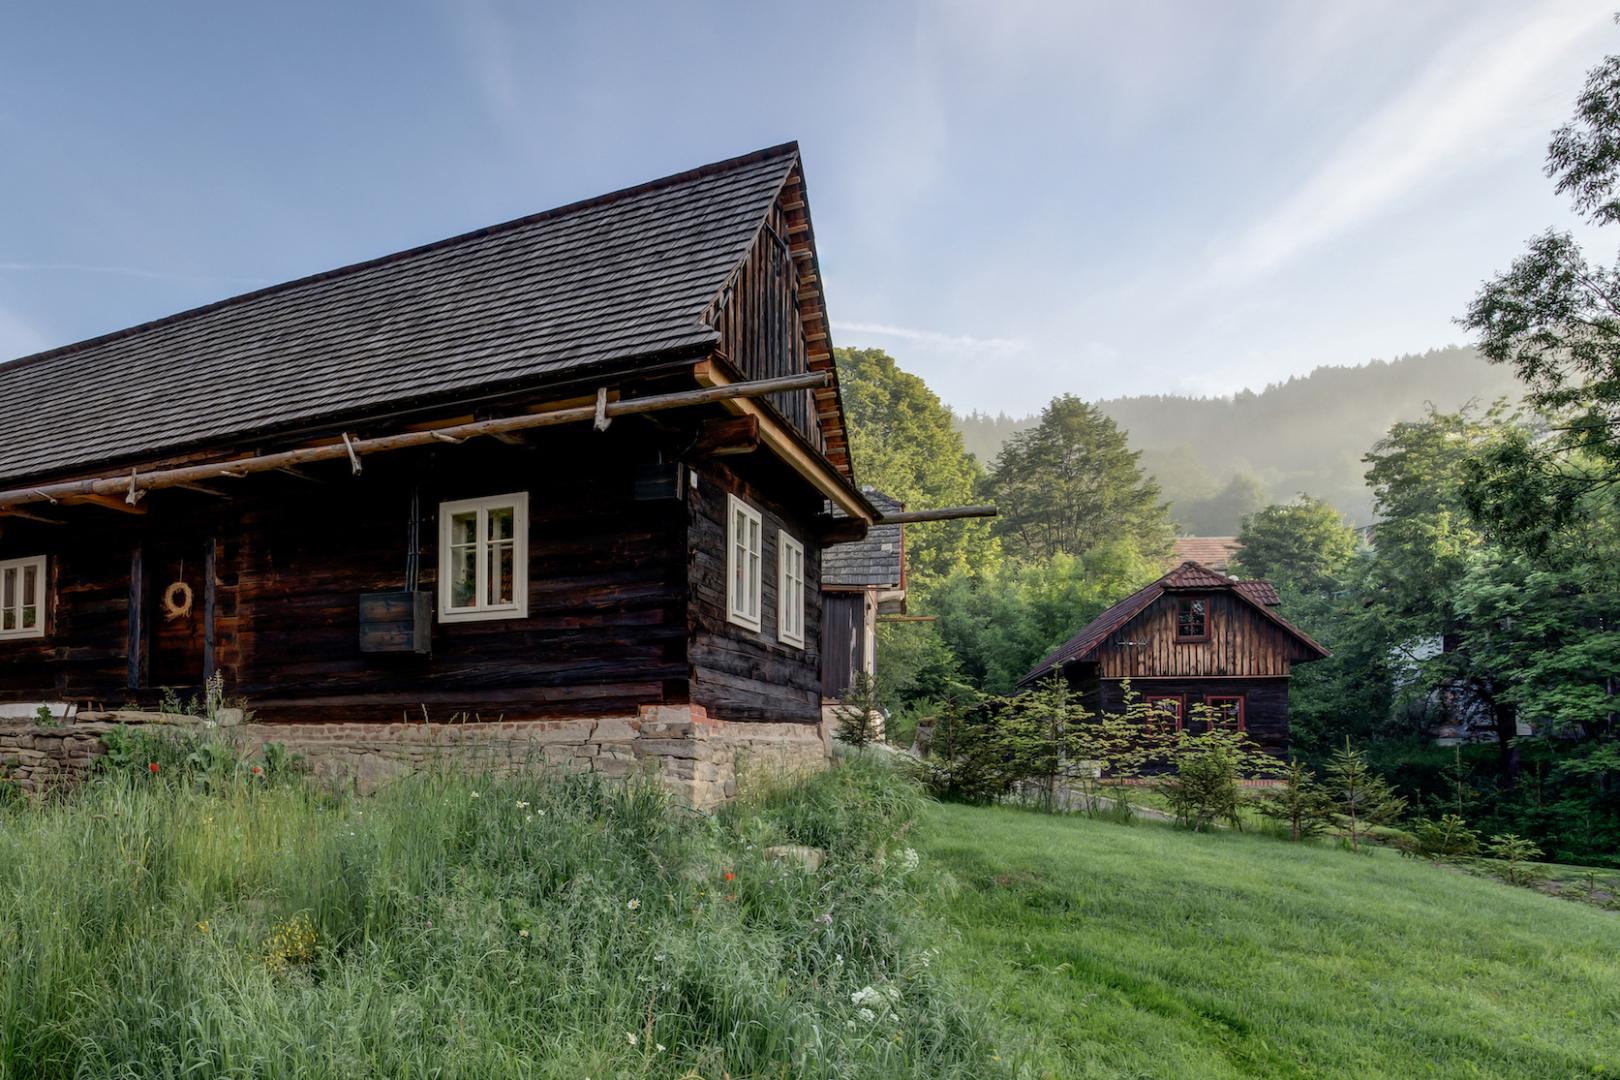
[1095,592,1301,679]
[1091,675,1292,758]
[0,426,696,721]
[686,457,823,724]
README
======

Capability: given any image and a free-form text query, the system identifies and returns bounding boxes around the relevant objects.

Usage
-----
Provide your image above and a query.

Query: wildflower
[816,912,833,925]
[626,1032,638,1047]
[196,921,210,934]
[723,869,735,882]
[516,800,529,809]
[148,762,160,775]
[900,848,920,872]
[470,792,480,799]
[519,929,529,938]
[845,1020,857,1031]
[835,954,844,966]
[858,1008,876,1023]
[655,1043,666,1053]
[851,986,884,1007]
[251,765,263,776]
[653,952,666,963]
[626,898,640,912]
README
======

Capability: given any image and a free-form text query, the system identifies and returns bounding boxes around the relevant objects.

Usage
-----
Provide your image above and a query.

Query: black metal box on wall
[358,590,433,654]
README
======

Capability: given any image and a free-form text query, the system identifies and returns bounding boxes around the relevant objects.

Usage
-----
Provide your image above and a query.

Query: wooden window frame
[1175,595,1209,642]
[437,492,529,624]
[0,555,47,641]
[1144,693,1185,732]
[1205,694,1246,732]
[777,531,806,648]
[727,493,764,632]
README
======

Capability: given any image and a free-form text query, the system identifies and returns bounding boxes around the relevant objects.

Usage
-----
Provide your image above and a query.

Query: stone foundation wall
[0,704,829,808]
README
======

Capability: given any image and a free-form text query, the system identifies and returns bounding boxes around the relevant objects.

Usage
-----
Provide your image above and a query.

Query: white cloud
[833,320,1028,356]
[1210,1,1604,284]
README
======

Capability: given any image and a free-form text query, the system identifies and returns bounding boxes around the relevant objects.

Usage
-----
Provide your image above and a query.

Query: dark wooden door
[145,535,210,693]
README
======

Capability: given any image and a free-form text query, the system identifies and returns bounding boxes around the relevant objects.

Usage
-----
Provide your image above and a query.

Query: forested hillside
[955,346,1521,530]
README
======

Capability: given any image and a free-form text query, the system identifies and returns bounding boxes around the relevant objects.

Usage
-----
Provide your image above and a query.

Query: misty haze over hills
[954,346,1522,532]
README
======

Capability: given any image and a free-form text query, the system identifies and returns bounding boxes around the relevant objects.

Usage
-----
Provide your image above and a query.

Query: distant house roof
[0,144,813,487]
[1172,536,1241,571]
[1016,560,1325,688]
[823,490,904,589]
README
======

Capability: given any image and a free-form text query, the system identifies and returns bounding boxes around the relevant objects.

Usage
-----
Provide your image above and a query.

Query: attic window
[1175,597,1207,641]
[0,555,46,640]
[439,493,528,623]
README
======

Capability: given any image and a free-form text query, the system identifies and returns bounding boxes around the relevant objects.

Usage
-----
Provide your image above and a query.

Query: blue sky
[1,1,1612,415]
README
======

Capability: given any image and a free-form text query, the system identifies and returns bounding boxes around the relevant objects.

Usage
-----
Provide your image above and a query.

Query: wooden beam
[691,361,873,523]
[878,615,936,623]
[63,493,147,515]
[694,415,761,457]
[817,516,869,545]
[0,371,831,513]
[878,505,998,525]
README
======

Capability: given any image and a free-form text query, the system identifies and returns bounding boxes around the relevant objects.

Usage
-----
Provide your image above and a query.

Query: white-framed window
[778,532,806,647]
[438,492,529,623]
[726,493,763,631]
[0,555,46,640]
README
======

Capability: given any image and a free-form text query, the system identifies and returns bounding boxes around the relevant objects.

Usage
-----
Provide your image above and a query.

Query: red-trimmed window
[1175,597,1208,641]
[1145,694,1185,732]
[1205,695,1245,731]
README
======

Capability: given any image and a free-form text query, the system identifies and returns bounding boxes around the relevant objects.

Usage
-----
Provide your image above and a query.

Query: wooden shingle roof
[1016,560,1326,688]
[0,144,806,486]
[1171,536,1241,570]
[823,490,904,589]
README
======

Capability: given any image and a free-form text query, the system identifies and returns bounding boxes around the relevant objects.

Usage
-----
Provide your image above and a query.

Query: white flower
[470,792,480,799]
[845,1020,857,1030]
[626,898,640,911]
[858,1008,876,1023]
[900,848,920,872]
[654,952,667,963]
[518,929,529,938]
[516,801,529,809]
[626,1032,638,1046]
[851,986,884,1008]
[655,1044,666,1053]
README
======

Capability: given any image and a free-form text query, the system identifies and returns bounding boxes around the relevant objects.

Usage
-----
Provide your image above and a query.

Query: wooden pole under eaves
[876,505,998,525]
[0,371,830,513]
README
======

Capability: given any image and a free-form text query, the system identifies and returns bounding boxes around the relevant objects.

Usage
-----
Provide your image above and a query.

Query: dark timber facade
[0,145,873,744]
[1017,561,1328,757]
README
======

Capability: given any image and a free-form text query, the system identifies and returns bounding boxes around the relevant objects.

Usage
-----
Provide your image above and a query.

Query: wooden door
[145,535,211,694]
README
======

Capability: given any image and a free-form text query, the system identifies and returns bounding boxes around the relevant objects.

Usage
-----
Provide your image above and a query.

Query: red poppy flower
[251,766,263,776]
[724,870,735,882]
[148,762,160,775]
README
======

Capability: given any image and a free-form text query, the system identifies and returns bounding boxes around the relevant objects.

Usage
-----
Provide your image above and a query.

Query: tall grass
[0,755,992,1078]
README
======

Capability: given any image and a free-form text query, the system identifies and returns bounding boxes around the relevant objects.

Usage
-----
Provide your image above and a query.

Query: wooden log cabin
[0,144,877,800]
[1016,561,1328,756]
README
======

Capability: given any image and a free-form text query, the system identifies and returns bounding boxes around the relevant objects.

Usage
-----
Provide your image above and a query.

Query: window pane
[2,567,12,612]
[489,541,515,606]
[21,606,35,629]
[22,564,36,607]
[450,544,477,608]
[450,510,478,548]
[488,506,514,542]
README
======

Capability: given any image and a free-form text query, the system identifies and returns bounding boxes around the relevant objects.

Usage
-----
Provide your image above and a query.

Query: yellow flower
[196,921,210,934]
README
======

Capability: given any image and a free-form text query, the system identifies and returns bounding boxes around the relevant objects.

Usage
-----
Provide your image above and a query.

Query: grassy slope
[920,802,1620,1080]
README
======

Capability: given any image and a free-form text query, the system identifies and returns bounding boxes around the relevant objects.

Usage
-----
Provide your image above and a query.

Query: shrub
[1325,738,1407,853]
[834,669,884,750]
[1410,814,1482,860]
[1254,758,1335,841]
[1487,832,1546,887]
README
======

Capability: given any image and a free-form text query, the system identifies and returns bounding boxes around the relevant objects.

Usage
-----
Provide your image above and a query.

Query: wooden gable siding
[686,457,823,724]
[1094,592,1298,679]
[707,192,822,455]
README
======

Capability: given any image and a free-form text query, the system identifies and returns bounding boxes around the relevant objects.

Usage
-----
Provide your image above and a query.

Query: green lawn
[920,802,1620,1079]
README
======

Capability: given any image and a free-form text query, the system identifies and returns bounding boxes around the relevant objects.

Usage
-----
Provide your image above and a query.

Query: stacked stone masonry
[0,704,830,808]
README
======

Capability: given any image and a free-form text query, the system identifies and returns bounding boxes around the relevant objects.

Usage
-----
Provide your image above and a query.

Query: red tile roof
[1172,536,1241,571]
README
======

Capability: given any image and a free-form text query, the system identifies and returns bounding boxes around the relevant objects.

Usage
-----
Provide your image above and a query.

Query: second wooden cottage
[0,143,880,804]
[1016,561,1328,756]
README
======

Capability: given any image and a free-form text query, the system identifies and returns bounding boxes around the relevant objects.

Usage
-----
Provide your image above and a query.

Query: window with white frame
[778,532,805,647]
[438,493,529,623]
[727,494,763,631]
[0,555,46,640]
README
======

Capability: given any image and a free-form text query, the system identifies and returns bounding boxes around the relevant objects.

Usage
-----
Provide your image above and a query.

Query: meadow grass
[0,757,992,1079]
[920,801,1620,1079]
